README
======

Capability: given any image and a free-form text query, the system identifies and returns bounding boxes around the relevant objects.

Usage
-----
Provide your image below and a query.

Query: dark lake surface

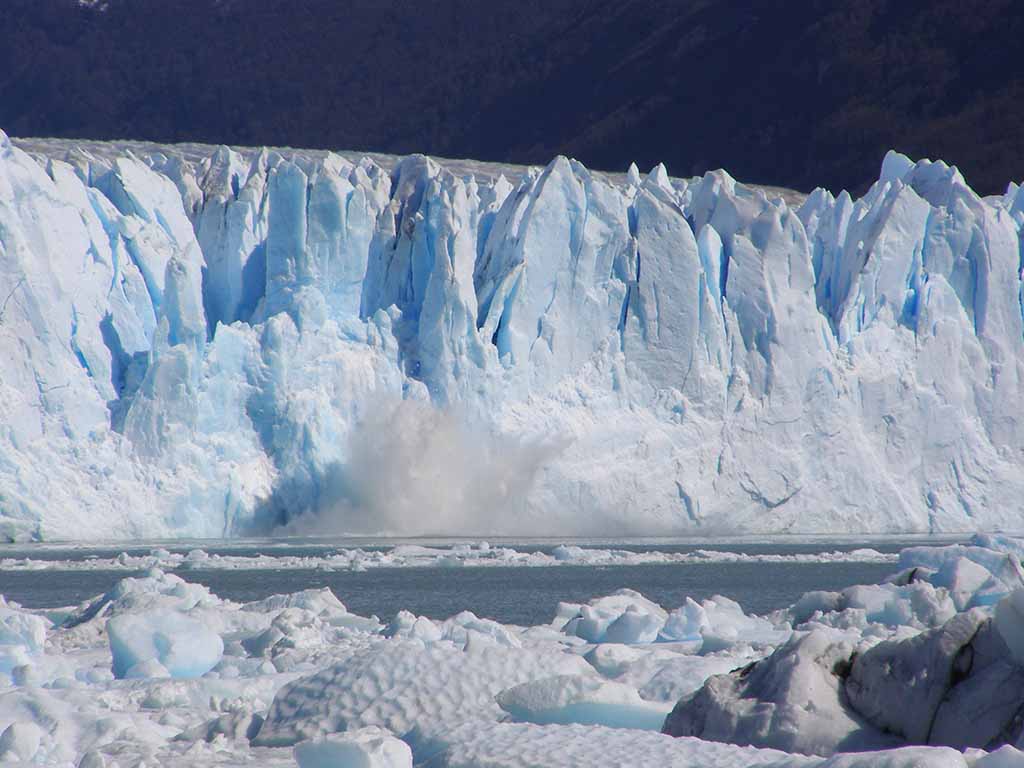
[0,536,930,624]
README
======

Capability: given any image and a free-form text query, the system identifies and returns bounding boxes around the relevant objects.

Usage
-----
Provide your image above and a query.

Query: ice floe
[1,536,1024,764]
[0,542,897,572]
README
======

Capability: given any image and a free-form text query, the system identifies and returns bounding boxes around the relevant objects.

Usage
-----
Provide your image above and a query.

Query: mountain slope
[1,0,1022,195]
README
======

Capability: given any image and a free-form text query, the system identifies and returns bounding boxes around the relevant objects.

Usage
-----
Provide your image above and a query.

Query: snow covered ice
[2,132,1024,539]
[1,536,1024,764]
[107,611,223,679]
[293,727,412,768]
[495,674,673,730]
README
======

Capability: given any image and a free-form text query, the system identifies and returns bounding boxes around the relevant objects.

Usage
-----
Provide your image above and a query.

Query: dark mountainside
[2,0,1021,195]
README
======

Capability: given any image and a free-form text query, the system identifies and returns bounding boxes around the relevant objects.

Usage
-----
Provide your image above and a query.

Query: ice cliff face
[1,131,1023,540]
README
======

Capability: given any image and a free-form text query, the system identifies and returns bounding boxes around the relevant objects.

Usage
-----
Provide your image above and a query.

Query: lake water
[0,560,894,624]
[0,537,938,624]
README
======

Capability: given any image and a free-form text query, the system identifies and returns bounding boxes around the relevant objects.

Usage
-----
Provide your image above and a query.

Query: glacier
[1,131,1023,540]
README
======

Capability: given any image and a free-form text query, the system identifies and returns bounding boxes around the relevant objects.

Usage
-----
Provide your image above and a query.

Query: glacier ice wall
[1,131,1023,540]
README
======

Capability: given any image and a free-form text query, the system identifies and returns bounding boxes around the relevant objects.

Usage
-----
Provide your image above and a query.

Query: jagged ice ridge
[1,132,1023,540]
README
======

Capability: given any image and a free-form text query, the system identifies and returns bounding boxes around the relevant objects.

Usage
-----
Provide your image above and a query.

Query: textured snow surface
[431,722,819,767]
[253,641,593,747]
[2,134,1024,540]
[495,673,673,730]
[1,537,1024,764]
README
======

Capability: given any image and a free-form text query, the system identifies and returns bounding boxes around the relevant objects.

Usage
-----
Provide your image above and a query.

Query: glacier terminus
[1,132,1023,541]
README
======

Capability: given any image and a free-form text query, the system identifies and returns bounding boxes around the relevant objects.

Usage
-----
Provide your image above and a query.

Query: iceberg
[661,535,1024,757]
[107,610,223,679]
[558,588,788,650]
[2,133,1024,538]
[662,628,897,755]
[294,727,413,768]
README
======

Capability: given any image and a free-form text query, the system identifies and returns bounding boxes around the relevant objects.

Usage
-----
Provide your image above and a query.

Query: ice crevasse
[1,131,1023,540]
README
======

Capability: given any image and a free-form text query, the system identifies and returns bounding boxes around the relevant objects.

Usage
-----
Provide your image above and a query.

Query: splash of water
[277,399,566,536]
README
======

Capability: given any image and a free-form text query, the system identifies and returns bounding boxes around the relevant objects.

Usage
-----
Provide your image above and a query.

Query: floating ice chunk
[790,591,843,621]
[383,610,520,650]
[0,545,901,573]
[562,606,623,643]
[638,654,754,702]
[670,600,1024,756]
[818,746,968,768]
[672,602,1024,756]
[77,569,218,622]
[0,721,42,762]
[107,610,223,679]
[432,721,817,768]
[496,674,672,731]
[973,746,1024,768]
[561,591,784,650]
[241,607,325,660]
[444,611,522,649]
[560,590,667,644]
[583,644,645,678]
[581,642,721,698]
[0,601,48,652]
[239,596,382,669]
[10,663,40,686]
[695,596,774,651]
[77,750,108,768]
[994,589,1024,665]
[844,583,954,628]
[941,557,1004,610]
[898,542,1024,607]
[971,535,1024,563]
[842,609,1024,751]
[124,657,171,679]
[175,707,265,744]
[840,585,915,626]
[791,581,956,631]
[656,599,709,644]
[383,611,444,644]
[603,607,664,645]
[551,544,586,561]
[663,628,893,756]
[0,600,50,678]
[294,727,413,768]
[846,610,991,744]
[243,587,348,618]
[660,596,787,651]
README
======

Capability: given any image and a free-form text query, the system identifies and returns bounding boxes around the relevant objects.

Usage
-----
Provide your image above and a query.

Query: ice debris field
[0,541,897,572]
[2,133,1024,540]
[1,535,1024,765]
